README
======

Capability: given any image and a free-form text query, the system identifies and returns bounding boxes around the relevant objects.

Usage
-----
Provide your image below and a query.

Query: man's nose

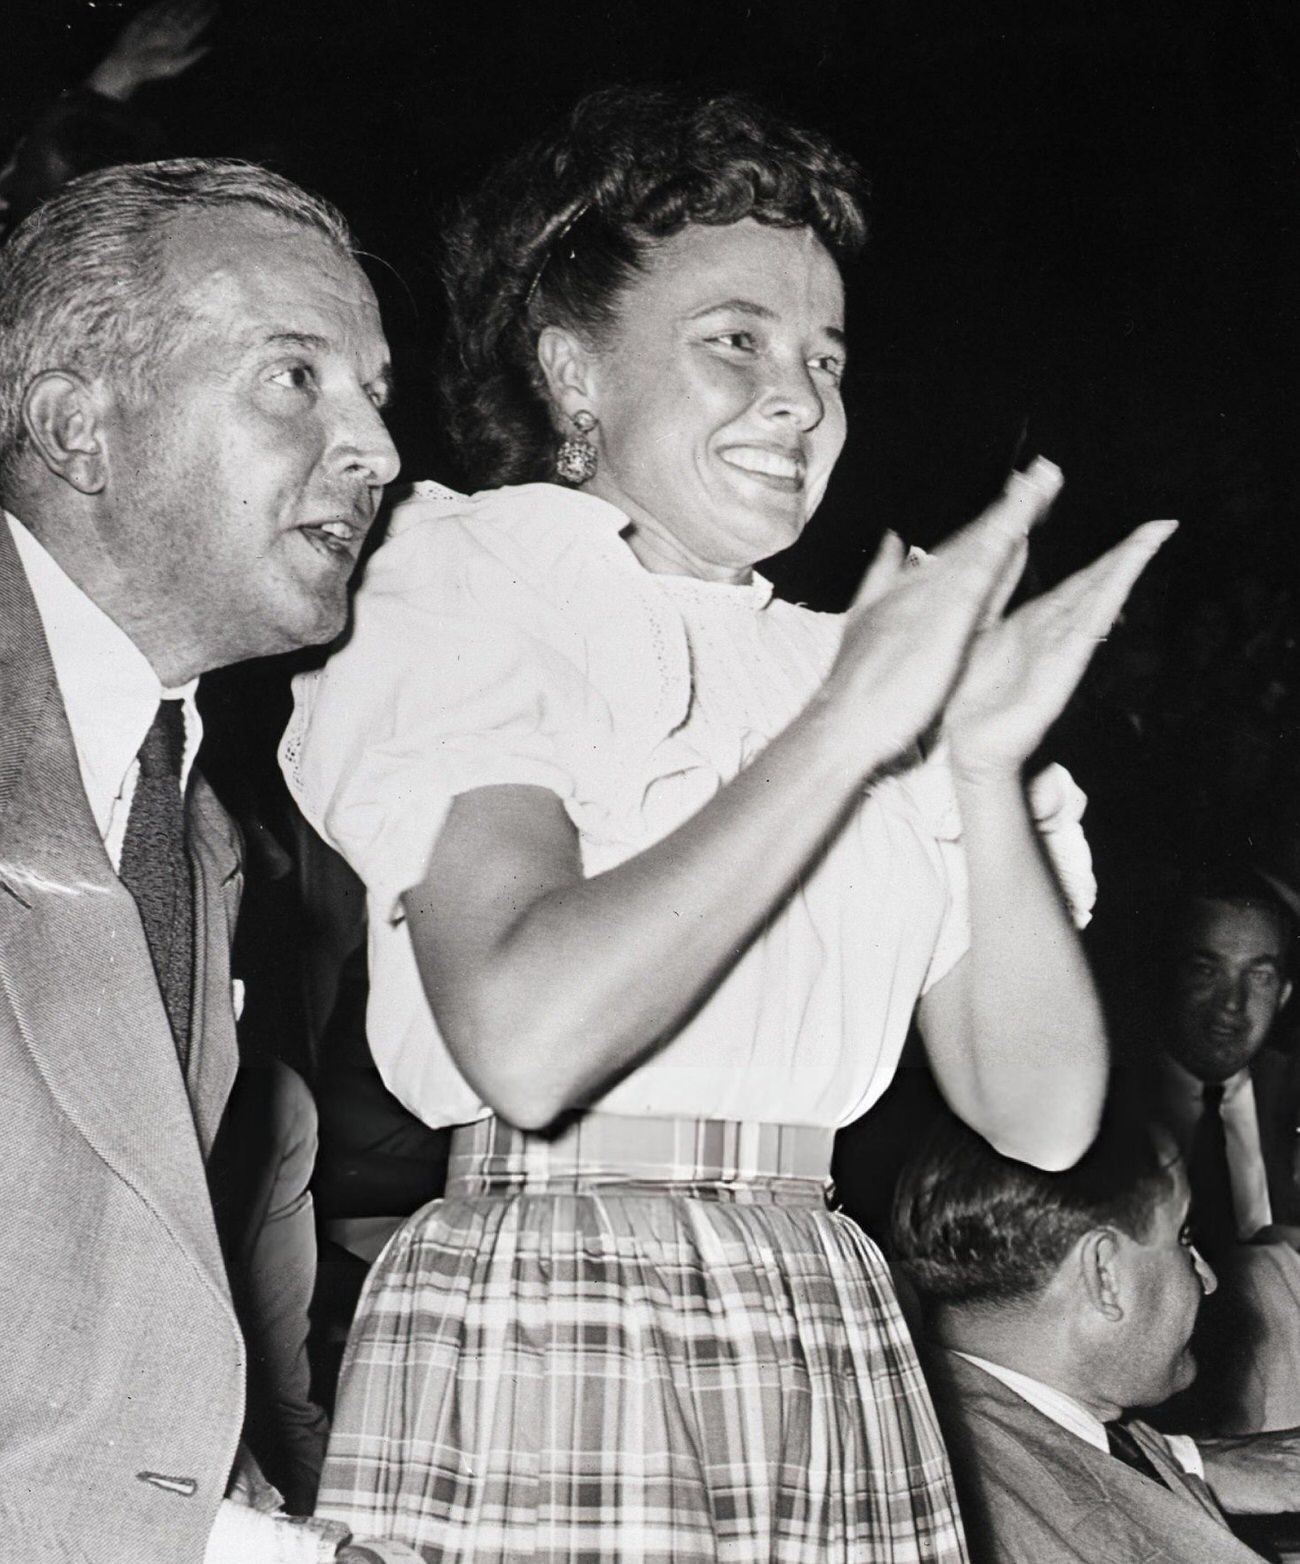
[1217,976,1247,1014]
[1191,1243,1218,1295]
[336,392,401,488]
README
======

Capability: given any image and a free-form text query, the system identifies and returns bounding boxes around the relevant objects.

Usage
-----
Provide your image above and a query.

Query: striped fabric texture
[318,1127,968,1563]
[446,1112,838,1191]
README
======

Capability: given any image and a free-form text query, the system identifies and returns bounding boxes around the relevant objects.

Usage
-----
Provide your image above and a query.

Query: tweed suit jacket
[923,1348,1266,1564]
[0,518,247,1562]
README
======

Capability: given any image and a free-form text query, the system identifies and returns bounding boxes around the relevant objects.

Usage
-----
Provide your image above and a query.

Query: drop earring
[555,409,598,485]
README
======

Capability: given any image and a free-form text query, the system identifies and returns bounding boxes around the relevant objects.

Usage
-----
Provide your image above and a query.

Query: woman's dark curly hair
[439,86,869,489]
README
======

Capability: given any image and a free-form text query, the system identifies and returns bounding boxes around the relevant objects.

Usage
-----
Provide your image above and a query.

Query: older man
[891,1114,1300,1563]
[0,160,414,1561]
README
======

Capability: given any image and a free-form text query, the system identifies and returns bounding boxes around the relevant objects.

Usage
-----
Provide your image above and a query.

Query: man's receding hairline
[153,200,358,278]
[145,203,369,360]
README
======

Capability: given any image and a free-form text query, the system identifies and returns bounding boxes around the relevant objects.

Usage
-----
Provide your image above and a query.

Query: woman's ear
[1079,1229,1124,1322]
[536,325,600,425]
[22,372,109,495]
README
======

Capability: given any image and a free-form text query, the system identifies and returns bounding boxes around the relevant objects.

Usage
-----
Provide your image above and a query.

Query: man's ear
[21,372,110,495]
[1078,1229,1124,1322]
[536,325,601,427]
[1279,978,1293,1012]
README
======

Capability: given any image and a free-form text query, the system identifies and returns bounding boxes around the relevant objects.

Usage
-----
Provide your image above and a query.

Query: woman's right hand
[825,456,1064,771]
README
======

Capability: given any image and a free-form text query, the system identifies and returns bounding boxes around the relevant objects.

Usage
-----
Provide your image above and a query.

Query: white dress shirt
[1158,1057,1273,1240]
[6,512,200,868]
[954,1351,1204,1477]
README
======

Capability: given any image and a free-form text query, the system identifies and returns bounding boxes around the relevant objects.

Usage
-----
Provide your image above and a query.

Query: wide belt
[446,1111,835,1195]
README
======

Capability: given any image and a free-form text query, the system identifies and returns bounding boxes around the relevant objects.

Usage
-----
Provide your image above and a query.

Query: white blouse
[282,481,1093,1131]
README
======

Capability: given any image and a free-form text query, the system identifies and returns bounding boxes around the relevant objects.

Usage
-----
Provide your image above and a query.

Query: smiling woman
[544,218,847,578]
[283,86,1176,1563]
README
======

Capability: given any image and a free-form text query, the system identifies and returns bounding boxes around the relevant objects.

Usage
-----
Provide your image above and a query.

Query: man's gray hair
[0,158,357,487]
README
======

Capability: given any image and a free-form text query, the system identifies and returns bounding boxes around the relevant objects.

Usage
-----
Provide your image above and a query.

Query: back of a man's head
[892,1104,1174,1313]
[0,158,355,496]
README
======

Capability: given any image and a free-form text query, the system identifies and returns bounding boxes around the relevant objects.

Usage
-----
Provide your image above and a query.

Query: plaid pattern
[318,1124,969,1564]
[447,1112,837,1190]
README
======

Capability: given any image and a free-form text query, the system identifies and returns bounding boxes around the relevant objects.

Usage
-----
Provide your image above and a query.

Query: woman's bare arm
[919,517,1178,1169]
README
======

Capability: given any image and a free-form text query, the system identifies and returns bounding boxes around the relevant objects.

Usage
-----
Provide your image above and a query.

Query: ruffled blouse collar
[438,481,779,609]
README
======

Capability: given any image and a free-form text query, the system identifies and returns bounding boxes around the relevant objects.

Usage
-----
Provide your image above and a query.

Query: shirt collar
[954,1350,1110,1453]
[1161,1054,1253,1103]
[7,512,202,838]
[403,480,777,605]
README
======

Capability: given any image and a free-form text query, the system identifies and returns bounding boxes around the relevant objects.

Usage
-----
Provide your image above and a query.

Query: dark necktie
[1104,1419,1168,1488]
[117,700,194,1068]
[1188,1080,1237,1259]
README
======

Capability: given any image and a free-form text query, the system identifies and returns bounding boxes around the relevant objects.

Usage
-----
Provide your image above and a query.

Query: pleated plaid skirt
[317,1114,969,1563]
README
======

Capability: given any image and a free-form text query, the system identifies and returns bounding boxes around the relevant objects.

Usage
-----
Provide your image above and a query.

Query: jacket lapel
[1127,1418,1232,1524]
[0,522,233,1304]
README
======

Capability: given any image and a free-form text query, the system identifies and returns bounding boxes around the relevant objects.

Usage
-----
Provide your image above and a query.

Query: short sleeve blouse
[282,481,1093,1131]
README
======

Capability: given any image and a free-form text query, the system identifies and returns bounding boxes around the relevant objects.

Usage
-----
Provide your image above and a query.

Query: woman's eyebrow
[687,299,847,344]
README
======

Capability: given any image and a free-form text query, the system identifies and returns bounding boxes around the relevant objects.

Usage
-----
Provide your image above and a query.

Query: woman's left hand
[944,516,1177,780]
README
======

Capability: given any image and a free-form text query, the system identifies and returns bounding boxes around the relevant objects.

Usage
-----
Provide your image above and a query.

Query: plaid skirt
[317,1116,968,1563]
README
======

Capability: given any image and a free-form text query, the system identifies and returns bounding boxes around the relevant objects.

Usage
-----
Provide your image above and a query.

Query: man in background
[1146,865,1300,1433]
[892,1114,1300,1563]
[1153,865,1299,1254]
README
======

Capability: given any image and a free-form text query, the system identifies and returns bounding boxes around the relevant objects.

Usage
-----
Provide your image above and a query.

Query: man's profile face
[98,205,399,673]
[1170,898,1292,1082]
[1113,1162,1215,1407]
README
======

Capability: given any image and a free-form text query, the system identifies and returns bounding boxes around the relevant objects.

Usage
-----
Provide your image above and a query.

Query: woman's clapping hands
[830,456,1176,779]
[946,506,1177,779]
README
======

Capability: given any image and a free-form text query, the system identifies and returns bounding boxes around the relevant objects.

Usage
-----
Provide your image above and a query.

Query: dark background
[9,0,1300,609]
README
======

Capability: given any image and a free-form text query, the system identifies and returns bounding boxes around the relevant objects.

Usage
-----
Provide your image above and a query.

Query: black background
[10,0,1300,610]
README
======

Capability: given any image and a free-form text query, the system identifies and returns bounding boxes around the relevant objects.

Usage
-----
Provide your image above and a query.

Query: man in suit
[0,160,416,1561]
[1155,867,1300,1250]
[1145,866,1300,1433]
[891,1113,1300,1563]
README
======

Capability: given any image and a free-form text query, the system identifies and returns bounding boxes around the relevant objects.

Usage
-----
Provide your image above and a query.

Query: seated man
[891,1111,1300,1563]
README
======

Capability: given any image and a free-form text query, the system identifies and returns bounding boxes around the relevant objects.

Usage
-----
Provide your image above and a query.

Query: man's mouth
[299,518,363,561]
[718,445,805,487]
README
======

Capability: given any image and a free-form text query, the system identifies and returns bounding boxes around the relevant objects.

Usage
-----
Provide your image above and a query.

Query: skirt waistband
[446,1113,835,1197]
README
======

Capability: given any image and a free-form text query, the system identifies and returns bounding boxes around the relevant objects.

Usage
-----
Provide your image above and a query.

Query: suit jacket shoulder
[922,1348,1265,1564]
